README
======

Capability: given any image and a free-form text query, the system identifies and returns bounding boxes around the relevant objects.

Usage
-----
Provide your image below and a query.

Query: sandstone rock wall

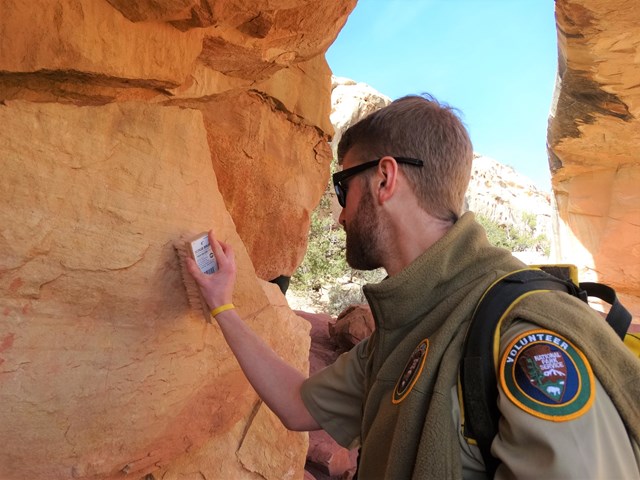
[549,0,640,322]
[0,1,356,479]
[330,76,392,159]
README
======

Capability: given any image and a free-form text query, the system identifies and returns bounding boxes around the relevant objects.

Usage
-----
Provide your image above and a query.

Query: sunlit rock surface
[330,76,392,158]
[0,0,356,478]
[549,0,640,323]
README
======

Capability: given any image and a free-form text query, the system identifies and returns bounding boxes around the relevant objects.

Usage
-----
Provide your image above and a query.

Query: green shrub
[326,284,367,316]
[291,194,348,291]
[291,157,386,304]
[292,159,551,311]
[476,213,550,256]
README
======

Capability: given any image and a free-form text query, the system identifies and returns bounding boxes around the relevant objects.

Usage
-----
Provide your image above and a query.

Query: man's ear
[375,156,399,204]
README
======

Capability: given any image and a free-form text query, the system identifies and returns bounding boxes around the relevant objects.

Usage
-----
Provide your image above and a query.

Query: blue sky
[326,0,558,190]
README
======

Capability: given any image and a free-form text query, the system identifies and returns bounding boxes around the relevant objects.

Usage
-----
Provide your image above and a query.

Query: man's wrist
[210,303,235,319]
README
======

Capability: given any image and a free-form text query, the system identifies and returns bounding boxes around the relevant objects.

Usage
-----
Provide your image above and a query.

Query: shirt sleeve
[300,339,368,449]
[492,320,640,480]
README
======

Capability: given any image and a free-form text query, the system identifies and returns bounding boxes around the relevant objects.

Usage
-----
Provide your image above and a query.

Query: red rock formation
[0,1,355,479]
[329,304,374,352]
[549,0,640,324]
[296,310,358,480]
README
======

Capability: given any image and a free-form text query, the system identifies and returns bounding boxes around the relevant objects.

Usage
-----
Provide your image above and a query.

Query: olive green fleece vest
[356,213,640,479]
[357,213,524,479]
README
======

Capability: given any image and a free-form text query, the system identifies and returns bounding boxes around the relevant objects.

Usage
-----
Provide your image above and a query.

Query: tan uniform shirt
[490,321,640,479]
[301,214,640,478]
[303,320,640,479]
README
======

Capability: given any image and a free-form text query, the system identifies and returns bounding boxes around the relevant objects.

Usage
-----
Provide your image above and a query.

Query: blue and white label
[190,234,218,275]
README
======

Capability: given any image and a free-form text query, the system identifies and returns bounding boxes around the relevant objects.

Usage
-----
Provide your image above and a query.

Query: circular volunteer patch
[392,339,429,404]
[500,329,594,421]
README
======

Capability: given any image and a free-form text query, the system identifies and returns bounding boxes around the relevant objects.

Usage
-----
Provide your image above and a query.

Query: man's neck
[382,211,454,277]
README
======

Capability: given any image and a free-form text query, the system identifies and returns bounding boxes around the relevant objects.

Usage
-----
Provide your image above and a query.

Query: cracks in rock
[242,148,254,161]
[60,242,151,273]
[3,254,64,299]
[243,304,271,324]
[249,89,293,118]
[119,449,165,477]
[248,89,328,138]
[237,12,274,39]
[555,23,586,40]
[548,149,564,173]
[247,398,263,425]
[3,69,178,92]
[0,363,29,375]
[160,91,236,108]
[38,271,66,292]
[236,398,264,454]
[0,71,176,106]
[63,422,77,448]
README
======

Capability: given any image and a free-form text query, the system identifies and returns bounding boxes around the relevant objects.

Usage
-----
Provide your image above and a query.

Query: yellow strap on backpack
[624,332,640,359]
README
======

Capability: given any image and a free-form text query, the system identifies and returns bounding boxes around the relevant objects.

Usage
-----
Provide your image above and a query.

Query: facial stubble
[345,182,385,271]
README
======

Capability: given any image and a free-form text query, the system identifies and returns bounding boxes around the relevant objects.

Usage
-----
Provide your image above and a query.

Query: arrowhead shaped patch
[500,329,594,421]
[392,339,429,404]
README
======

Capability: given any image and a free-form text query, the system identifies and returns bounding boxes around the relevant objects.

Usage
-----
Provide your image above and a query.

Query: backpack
[459,265,639,477]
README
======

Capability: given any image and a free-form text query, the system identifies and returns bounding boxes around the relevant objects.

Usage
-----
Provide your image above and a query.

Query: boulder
[296,310,357,480]
[0,0,354,282]
[0,1,204,86]
[329,304,374,352]
[306,430,358,480]
[194,88,333,280]
[296,310,340,375]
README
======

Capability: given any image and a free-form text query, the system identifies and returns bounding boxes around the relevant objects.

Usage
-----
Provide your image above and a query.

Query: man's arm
[186,230,321,432]
[492,321,640,479]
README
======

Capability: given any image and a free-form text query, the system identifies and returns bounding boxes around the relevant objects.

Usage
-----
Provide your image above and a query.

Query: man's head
[336,94,473,223]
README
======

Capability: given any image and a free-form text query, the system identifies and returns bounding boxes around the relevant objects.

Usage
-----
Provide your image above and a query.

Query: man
[188,95,640,479]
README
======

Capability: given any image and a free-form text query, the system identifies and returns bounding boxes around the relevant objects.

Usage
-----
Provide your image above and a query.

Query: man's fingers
[207,230,225,260]
[186,257,197,275]
[221,242,236,267]
[215,241,236,274]
[186,257,204,282]
[206,231,235,272]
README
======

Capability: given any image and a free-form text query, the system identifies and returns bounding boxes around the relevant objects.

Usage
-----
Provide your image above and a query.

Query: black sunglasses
[332,157,424,208]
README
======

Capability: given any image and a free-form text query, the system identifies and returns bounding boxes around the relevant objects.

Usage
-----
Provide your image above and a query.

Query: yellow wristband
[210,303,235,318]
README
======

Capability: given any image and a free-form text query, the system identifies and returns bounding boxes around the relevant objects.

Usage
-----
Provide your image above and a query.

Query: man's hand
[184,230,321,432]
[186,230,237,310]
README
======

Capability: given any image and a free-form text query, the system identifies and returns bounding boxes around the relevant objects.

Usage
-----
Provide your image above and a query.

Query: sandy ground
[285,289,320,313]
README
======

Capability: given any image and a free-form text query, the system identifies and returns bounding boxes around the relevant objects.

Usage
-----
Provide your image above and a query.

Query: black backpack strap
[460,268,580,477]
[579,282,631,340]
[461,268,632,477]
[535,265,632,340]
